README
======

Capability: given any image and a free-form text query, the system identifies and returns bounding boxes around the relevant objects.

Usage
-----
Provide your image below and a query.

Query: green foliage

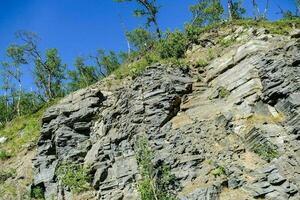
[219,37,236,47]
[190,0,224,27]
[135,136,175,200]
[280,8,299,20]
[232,19,300,35]
[126,28,155,52]
[211,166,226,177]
[94,49,120,76]
[116,0,161,38]
[253,142,279,162]
[68,56,99,92]
[0,168,16,184]
[0,100,55,156]
[195,59,209,68]
[229,0,246,20]
[185,22,222,44]
[114,51,160,79]
[31,186,45,200]
[35,48,66,100]
[157,30,188,59]
[56,161,91,194]
[219,86,230,98]
[0,150,11,160]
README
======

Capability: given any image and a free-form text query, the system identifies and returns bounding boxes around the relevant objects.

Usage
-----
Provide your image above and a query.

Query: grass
[219,87,230,98]
[195,59,209,68]
[113,19,300,81]
[0,168,16,184]
[0,100,58,157]
[253,142,279,162]
[0,150,11,160]
[31,186,45,200]
[56,161,92,194]
[135,136,175,200]
[211,166,226,177]
[232,19,300,35]
[0,183,17,198]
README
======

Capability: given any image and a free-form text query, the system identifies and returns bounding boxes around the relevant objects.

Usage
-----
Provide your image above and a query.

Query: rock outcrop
[33,28,300,200]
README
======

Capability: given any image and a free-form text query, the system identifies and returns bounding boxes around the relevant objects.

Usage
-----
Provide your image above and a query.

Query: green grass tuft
[0,100,58,157]
[253,142,279,162]
[56,161,92,194]
[211,166,226,177]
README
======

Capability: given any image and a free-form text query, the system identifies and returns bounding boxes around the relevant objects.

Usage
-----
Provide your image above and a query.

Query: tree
[252,0,269,20]
[3,45,27,116]
[15,31,66,101]
[228,0,245,21]
[68,56,99,91]
[91,50,120,77]
[34,48,66,100]
[296,0,300,14]
[116,0,161,38]
[190,0,224,27]
[0,63,13,123]
[126,28,155,52]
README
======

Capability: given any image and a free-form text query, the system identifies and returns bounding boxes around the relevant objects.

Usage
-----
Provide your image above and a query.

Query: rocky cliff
[32,27,300,200]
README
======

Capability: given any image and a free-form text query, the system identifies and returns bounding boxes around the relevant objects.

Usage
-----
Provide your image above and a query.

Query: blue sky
[0,0,297,89]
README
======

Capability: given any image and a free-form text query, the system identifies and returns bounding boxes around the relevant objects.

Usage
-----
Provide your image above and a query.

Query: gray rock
[31,32,300,200]
[290,29,300,38]
[0,136,7,144]
[268,172,286,185]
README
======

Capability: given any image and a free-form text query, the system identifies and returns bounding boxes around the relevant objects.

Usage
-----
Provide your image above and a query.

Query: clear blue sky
[0,0,297,90]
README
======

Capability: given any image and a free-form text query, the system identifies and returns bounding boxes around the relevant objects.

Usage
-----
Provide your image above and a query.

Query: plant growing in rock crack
[219,87,230,98]
[31,186,45,200]
[211,165,226,177]
[0,168,16,184]
[135,136,176,200]
[0,149,11,160]
[56,161,92,194]
[253,142,279,162]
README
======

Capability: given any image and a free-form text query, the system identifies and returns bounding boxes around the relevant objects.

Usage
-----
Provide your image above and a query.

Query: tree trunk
[262,0,269,19]
[47,73,52,100]
[153,18,161,39]
[17,81,21,116]
[228,0,233,21]
[252,0,260,20]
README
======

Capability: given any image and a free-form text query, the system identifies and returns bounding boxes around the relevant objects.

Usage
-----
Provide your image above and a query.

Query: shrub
[211,166,226,177]
[219,87,230,98]
[135,136,175,200]
[195,59,209,68]
[126,28,155,52]
[0,168,16,184]
[253,142,279,162]
[31,186,45,200]
[157,30,188,59]
[0,150,11,160]
[56,162,91,194]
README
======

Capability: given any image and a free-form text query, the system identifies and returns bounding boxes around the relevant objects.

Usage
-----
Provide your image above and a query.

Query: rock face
[33,29,300,200]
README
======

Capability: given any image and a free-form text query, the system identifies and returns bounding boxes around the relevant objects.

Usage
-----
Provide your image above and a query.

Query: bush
[126,28,155,52]
[56,161,91,194]
[0,150,11,160]
[211,166,226,177]
[135,136,175,200]
[195,59,209,68]
[31,186,45,200]
[253,142,279,162]
[157,30,188,59]
[219,87,230,98]
[0,168,16,184]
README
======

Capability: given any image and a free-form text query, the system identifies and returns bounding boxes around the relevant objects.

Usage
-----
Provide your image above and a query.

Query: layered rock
[33,29,300,200]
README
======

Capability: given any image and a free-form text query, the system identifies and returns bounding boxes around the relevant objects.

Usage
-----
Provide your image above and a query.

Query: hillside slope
[1,24,300,200]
